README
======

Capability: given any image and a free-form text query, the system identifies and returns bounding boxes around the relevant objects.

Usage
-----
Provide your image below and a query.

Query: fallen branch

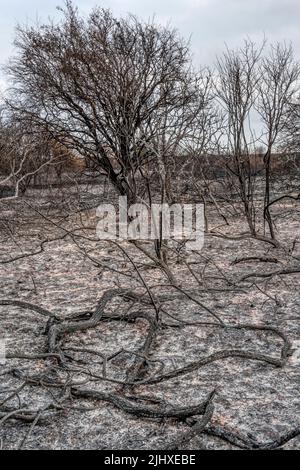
[0,300,58,319]
[165,393,215,449]
[238,266,300,282]
[232,256,279,265]
[205,424,300,450]
[139,349,284,386]
[71,388,215,420]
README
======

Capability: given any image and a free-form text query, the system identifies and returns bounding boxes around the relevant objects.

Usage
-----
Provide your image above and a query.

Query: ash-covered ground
[0,180,299,450]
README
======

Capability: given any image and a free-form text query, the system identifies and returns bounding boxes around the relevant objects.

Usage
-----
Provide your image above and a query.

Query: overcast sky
[1,0,300,91]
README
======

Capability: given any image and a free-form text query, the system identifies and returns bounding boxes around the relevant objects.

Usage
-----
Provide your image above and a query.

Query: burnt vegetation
[0,1,300,450]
